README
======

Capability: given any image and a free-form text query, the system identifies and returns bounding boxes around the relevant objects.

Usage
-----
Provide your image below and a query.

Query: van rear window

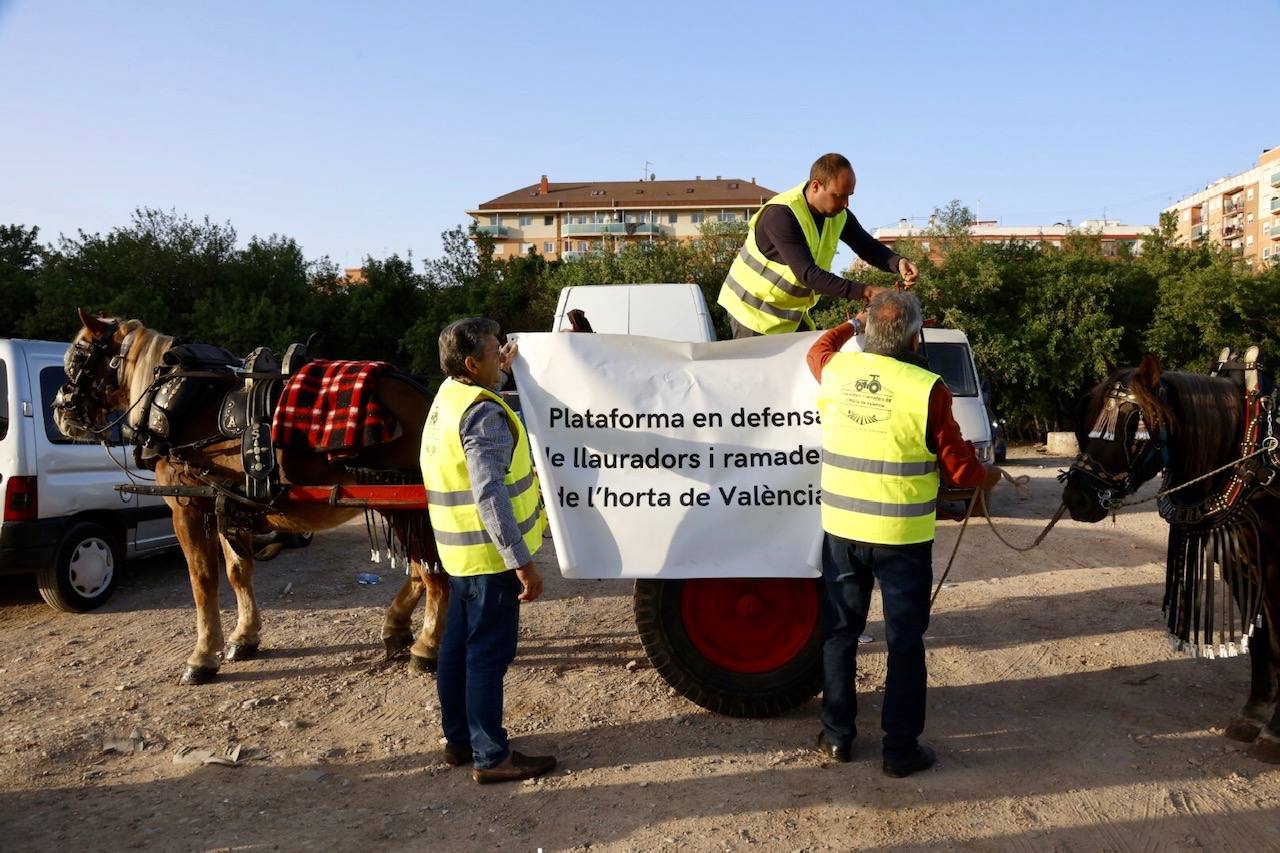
[0,360,8,441]
[39,367,76,443]
[39,367,126,445]
[924,342,978,397]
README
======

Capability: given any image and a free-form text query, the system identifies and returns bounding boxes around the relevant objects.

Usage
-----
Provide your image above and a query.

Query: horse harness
[1068,382,1170,511]
[134,342,314,504]
[1067,349,1280,521]
[1067,346,1279,659]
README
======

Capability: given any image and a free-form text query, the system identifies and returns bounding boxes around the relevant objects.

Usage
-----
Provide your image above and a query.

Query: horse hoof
[180,664,219,685]
[1246,731,1280,764]
[383,633,413,660]
[254,542,286,561]
[408,654,437,675]
[226,641,260,662]
[1225,716,1264,743]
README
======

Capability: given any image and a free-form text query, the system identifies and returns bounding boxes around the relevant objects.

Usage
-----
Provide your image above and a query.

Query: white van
[919,327,997,463]
[552,283,716,342]
[0,339,177,611]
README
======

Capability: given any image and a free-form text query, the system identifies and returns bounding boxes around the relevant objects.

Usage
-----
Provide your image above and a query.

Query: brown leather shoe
[472,750,557,785]
[442,742,471,767]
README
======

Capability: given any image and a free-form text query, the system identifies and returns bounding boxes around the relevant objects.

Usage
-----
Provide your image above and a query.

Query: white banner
[511,332,825,580]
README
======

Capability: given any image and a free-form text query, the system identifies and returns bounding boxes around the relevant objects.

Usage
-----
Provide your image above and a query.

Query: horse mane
[1092,367,1242,485]
[115,319,174,432]
[1161,371,1244,483]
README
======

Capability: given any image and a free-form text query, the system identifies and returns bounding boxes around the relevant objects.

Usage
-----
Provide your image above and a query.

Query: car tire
[38,522,121,612]
[634,577,824,718]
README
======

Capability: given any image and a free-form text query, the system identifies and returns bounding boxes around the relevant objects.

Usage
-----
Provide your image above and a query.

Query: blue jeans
[437,570,522,769]
[821,533,933,761]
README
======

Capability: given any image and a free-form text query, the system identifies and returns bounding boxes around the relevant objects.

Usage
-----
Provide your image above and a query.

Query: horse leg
[382,575,423,660]
[221,529,262,661]
[172,503,225,685]
[408,567,449,675]
[1225,622,1276,742]
[1246,551,1280,762]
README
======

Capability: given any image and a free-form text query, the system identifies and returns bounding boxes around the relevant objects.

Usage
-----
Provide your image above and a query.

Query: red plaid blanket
[272,360,402,459]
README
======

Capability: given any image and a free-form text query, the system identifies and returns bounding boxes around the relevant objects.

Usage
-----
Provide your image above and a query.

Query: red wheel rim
[680,578,819,674]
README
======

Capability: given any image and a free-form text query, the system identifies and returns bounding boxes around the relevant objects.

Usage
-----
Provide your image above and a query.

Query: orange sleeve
[928,381,989,489]
[807,323,857,382]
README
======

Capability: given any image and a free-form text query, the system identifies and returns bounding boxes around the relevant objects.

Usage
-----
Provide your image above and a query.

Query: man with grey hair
[807,291,1002,776]
[421,317,556,784]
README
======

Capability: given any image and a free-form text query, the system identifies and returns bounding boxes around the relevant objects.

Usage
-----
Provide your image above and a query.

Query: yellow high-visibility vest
[420,378,544,576]
[717,182,846,335]
[817,351,941,544]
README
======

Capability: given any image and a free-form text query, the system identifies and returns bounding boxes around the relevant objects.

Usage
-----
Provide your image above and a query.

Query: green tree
[23,208,238,341]
[0,225,44,337]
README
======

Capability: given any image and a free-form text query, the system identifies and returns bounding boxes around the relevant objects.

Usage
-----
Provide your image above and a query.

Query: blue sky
[2,1,1278,270]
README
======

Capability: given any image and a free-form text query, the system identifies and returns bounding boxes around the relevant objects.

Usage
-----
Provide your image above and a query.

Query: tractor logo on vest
[422,406,442,455]
[838,374,894,428]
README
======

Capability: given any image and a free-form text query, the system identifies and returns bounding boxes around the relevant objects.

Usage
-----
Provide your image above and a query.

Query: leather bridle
[1065,381,1168,510]
[57,321,133,437]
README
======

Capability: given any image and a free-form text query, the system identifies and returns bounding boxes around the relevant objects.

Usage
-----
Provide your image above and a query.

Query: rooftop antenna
[644,160,654,181]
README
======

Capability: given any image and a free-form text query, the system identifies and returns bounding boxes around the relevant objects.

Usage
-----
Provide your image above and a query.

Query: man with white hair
[807,291,1002,777]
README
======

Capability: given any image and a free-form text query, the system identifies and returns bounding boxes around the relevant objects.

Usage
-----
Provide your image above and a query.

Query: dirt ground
[1,447,1278,852]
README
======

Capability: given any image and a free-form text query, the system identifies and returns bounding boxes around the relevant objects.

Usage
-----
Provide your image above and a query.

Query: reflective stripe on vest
[817,351,941,544]
[420,378,544,575]
[717,182,846,334]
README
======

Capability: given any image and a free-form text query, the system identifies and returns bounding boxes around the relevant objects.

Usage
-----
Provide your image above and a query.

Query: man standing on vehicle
[807,291,1001,776]
[421,317,556,784]
[718,152,918,338]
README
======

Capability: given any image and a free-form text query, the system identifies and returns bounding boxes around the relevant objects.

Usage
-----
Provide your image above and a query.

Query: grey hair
[439,317,499,379]
[863,291,923,356]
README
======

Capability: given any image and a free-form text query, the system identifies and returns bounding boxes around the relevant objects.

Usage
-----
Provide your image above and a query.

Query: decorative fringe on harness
[1162,344,1277,659]
[1163,508,1263,659]
[347,466,442,575]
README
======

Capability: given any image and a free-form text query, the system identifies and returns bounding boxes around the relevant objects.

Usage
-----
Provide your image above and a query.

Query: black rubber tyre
[38,521,121,612]
[634,577,824,718]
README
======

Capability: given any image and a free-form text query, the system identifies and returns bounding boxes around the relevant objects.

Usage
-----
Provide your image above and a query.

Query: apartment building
[871,220,1153,263]
[1163,146,1280,268]
[467,175,778,260]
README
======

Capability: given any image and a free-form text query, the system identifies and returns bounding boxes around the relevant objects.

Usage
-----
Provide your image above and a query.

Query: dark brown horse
[1061,353,1280,762]
[53,310,449,684]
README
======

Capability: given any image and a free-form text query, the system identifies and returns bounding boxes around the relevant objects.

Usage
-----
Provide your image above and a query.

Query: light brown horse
[53,310,448,685]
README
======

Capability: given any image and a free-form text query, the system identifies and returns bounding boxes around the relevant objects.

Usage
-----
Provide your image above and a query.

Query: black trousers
[821,532,933,761]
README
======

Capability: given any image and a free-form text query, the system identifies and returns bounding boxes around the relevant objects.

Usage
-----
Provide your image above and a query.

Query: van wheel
[634,578,824,718]
[38,522,120,612]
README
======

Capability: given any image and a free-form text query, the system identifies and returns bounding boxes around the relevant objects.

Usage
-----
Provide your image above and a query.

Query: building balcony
[1271,196,1280,214]
[1230,244,1244,255]
[563,222,666,236]
[1271,228,1280,241]
[472,224,513,237]
[1221,224,1244,239]
[1191,224,1209,241]
[1223,200,1245,215]
[1271,172,1280,188]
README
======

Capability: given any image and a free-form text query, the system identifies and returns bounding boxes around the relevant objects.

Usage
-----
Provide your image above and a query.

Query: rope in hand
[930,469,1067,607]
